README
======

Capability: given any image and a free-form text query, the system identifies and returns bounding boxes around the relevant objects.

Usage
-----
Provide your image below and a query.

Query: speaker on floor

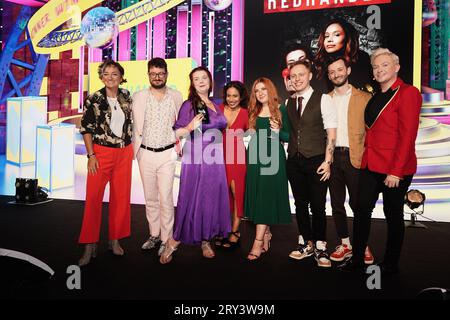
[12,178,49,205]
[15,178,38,204]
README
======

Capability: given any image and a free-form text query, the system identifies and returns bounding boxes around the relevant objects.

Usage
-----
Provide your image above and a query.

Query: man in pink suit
[132,58,183,255]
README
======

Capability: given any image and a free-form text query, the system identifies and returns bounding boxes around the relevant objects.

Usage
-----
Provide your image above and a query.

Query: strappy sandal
[222,231,241,250]
[201,241,215,258]
[159,242,178,264]
[247,238,264,261]
[262,231,272,253]
[214,236,224,247]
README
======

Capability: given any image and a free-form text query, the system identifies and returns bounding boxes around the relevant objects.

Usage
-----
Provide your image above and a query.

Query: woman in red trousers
[78,60,133,266]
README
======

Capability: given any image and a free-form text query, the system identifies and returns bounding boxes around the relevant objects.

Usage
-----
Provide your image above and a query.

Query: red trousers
[79,144,133,243]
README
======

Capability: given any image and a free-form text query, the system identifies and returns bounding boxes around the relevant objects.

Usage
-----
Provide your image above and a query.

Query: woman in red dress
[219,81,249,249]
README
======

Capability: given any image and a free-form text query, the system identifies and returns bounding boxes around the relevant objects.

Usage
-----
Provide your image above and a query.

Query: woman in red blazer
[339,48,422,274]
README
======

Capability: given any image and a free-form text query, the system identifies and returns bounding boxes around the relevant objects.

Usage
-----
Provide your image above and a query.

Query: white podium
[35,123,76,191]
[6,96,48,165]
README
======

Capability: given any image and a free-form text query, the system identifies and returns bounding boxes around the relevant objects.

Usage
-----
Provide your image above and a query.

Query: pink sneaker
[330,244,353,262]
[364,246,374,265]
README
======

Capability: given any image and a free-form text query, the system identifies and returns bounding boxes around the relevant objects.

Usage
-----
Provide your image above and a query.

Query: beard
[332,77,348,88]
[151,80,166,89]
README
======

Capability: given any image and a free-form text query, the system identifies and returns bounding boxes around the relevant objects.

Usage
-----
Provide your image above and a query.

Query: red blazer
[361,78,422,178]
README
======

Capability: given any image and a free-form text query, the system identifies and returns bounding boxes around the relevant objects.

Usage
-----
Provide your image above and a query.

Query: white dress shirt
[295,86,338,129]
[331,86,352,147]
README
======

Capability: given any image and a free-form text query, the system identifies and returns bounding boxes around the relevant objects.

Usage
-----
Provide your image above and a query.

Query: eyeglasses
[148,72,167,78]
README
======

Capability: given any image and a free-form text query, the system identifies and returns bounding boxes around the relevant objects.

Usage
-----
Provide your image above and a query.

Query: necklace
[108,97,119,110]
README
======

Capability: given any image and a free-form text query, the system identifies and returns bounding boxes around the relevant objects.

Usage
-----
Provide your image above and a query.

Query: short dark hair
[326,55,351,72]
[148,57,168,72]
[98,60,127,84]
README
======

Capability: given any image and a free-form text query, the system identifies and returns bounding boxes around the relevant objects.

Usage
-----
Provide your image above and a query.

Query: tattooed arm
[325,129,336,164]
[317,94,338,181]
[316,128,336,181]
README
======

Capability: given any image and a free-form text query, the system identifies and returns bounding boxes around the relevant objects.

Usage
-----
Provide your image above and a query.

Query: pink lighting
[4,0,48,7]
[153,13,167,58]
[88,47,102,64]
[136,22,147,61]
[78,46,85,113]
[190,1,202,66]
[231,0,244,81]
[176,6,189,58]
[118,29,131,61]
[208,12,215,75]
[93,48,102,62]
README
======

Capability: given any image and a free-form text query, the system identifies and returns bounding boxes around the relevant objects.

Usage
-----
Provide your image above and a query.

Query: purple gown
[173,100,231,245]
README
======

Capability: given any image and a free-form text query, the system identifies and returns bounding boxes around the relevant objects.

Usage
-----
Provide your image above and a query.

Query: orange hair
[248,78,281,130]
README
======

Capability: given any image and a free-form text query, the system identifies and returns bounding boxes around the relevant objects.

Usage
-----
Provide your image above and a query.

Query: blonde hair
[370,48,400,65]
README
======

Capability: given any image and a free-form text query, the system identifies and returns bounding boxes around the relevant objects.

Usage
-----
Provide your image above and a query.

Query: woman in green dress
[245,77,292,261]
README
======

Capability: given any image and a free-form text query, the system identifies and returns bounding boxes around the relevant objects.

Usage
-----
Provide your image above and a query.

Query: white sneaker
[289,242,314,260]
[314,248,331,268]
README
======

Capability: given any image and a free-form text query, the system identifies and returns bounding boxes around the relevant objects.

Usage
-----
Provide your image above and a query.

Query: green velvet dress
[244,105,292,224]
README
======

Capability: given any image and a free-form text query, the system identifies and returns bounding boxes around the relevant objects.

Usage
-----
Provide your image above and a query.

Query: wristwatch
[87,153,96,159]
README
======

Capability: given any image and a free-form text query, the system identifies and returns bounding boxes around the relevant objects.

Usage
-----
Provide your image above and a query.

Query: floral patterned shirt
[80,87,133,148]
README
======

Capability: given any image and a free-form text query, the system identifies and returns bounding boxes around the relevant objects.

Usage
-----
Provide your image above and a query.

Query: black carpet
[1,195,450,301]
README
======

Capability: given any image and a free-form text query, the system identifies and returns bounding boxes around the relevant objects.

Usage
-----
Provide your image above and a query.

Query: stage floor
[1,195,450,301]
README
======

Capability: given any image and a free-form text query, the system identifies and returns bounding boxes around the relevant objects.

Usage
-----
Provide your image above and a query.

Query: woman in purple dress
[160,66,231,264]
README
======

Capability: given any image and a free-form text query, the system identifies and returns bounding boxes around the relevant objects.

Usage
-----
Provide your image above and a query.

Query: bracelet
[87,153,96,159]
[324,160,331,165]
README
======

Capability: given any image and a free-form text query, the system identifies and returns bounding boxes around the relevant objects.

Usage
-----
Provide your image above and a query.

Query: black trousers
[286,153,328,242]
[329,149,360,239]
[352,168,413,267]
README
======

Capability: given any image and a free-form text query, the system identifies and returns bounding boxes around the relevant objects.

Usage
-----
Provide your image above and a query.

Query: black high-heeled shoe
[222,231,241,250]
[214,236,224,247]
[247,239,264,261]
